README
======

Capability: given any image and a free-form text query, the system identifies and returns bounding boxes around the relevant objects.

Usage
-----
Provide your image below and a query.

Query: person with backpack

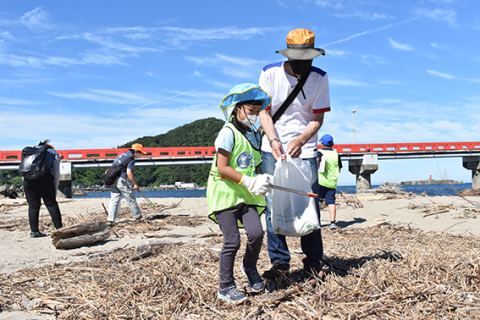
[258,28,331,279]
[317,134,342,230]
[21,140,62,238]
[207,83,272,304]
[107,143,146,224]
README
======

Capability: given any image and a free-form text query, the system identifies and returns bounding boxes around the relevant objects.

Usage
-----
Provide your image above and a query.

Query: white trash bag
[271,154,320,237]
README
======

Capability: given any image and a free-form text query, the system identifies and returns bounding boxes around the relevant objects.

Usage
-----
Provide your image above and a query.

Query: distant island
[400,179,463,185]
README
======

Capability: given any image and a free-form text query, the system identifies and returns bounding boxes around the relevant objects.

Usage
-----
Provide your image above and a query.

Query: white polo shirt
[259,61,331,159]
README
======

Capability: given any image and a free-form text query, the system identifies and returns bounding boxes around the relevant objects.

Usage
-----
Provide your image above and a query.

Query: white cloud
[334,11,395,20]
[426,70,455,79]
[83,33,157,53]
[388,38,414,51]
[416,8,457,27]
[0,52,126,68]
[214,54,267,67]
[0,97,42,106]
[323,17,418,46]
[123,33,151,40]
[82,52,127,66]
[20,7,54,30]
[360,54,387,65]
[0,31,14,40]
[160,27,272,44]
[330,78,371,86]
[46,89,152,105]
[327,49,350,57]
[313,0,344,9]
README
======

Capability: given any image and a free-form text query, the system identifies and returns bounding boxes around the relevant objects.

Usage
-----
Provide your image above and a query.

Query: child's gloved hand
[241,174,272,196]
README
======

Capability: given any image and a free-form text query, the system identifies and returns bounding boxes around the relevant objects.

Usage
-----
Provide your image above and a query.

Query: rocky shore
[400,179,463,185]
[0,185,24,199]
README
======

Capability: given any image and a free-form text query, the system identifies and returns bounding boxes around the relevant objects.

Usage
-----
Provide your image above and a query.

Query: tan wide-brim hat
[276,28,325,60]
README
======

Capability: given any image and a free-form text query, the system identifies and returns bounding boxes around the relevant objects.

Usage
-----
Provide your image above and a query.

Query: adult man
[22,140,63,238]
[107,143,146,224]
[259,28,331,278]
[317,134,342,230]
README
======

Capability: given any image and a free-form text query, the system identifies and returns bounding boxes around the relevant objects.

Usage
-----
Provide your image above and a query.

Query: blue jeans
[262,151,323,269]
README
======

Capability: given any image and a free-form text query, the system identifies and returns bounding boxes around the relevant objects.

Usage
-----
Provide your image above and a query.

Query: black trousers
[23,172,62,232]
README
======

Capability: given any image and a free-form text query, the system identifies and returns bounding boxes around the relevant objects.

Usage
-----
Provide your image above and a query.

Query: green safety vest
[318,149,340,189]
[207,122,266,226]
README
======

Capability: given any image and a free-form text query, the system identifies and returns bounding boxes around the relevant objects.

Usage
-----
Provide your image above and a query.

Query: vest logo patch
[236,152,253,169]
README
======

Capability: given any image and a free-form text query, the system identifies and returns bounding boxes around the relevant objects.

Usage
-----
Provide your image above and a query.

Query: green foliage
[0,170,22,186]
[120,117,224,148]
[74,118,224,186]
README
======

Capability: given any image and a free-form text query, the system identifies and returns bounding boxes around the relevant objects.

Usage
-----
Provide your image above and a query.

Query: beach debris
[337,192,364,209]
[51,221,110,249]
[459,188,480,197]
[360,182,417,199]
[1,223,479,319]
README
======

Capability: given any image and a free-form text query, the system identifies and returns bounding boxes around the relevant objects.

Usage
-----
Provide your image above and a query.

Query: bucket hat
[320,134,334,146]
[276,28,325,60]
[220,83,271,121]
[131,143,147,154]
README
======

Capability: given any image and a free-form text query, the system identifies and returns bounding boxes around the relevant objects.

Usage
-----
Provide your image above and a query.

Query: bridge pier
[348,154,379,193]
[463,156,480,189]
[57,161,72,199]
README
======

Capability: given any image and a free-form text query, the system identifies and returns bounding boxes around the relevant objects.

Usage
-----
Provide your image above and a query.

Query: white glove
[241,174,272,196]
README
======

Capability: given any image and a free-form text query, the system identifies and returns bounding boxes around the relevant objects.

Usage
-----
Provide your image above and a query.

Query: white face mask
[238,109,258,127]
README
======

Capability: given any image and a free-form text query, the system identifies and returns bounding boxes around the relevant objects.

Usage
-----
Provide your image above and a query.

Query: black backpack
[18,145,51,180]
[103,157,134,186]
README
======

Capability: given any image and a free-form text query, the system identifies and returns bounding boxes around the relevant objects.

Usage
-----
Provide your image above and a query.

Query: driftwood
[458,188,480,197]
[144,232,197,238]
[423,209,449,217]
[126,250,153,262]
[53,229,110,250]
[51,221,110,250]
[88,245,128,259]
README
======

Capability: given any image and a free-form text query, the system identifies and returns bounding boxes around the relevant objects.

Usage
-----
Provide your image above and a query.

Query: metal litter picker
[138,190,156,209]
[269,184,318,198]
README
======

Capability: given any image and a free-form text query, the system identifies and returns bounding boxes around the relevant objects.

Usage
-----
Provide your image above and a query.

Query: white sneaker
[330,223,338,230]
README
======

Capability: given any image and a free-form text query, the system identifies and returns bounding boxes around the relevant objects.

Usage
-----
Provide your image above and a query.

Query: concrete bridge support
[349,154,379,193]
[463,156,480,189]
[57,161,72,198]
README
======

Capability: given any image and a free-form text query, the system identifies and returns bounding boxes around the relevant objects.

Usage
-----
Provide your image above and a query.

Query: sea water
[74,183,473,199]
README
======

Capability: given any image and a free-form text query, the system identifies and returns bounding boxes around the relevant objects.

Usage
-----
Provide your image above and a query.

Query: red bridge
[1,141,479,165]
[1,141,479,195]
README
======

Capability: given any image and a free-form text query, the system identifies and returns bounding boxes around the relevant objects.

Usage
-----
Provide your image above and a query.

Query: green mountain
[72,117,224,187]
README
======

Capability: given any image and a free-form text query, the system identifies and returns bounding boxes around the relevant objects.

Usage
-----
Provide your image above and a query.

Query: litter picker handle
[269,184,318,198]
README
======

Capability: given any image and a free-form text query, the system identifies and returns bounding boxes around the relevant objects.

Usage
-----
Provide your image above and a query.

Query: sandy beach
[0,194,479,319]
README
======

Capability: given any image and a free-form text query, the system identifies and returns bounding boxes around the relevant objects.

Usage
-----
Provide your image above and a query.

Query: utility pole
[352,110,356,144]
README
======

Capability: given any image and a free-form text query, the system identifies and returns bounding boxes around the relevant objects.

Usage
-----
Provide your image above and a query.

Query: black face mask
[289,60,312,76]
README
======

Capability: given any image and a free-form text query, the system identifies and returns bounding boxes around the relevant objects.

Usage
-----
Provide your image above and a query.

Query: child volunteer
[207,83,272,304]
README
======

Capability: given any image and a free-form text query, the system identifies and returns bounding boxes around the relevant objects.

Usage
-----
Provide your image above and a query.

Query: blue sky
[1,0,479,186]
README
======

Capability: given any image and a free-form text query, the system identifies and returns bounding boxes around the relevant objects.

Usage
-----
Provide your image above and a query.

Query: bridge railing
[1,142,480,162]
[0,147,218,162]
[333,141,480,153]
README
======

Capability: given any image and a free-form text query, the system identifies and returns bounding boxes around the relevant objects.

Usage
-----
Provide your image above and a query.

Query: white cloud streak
[323,17,418,46]
[426,70,455,79]
[388,38,414,51]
